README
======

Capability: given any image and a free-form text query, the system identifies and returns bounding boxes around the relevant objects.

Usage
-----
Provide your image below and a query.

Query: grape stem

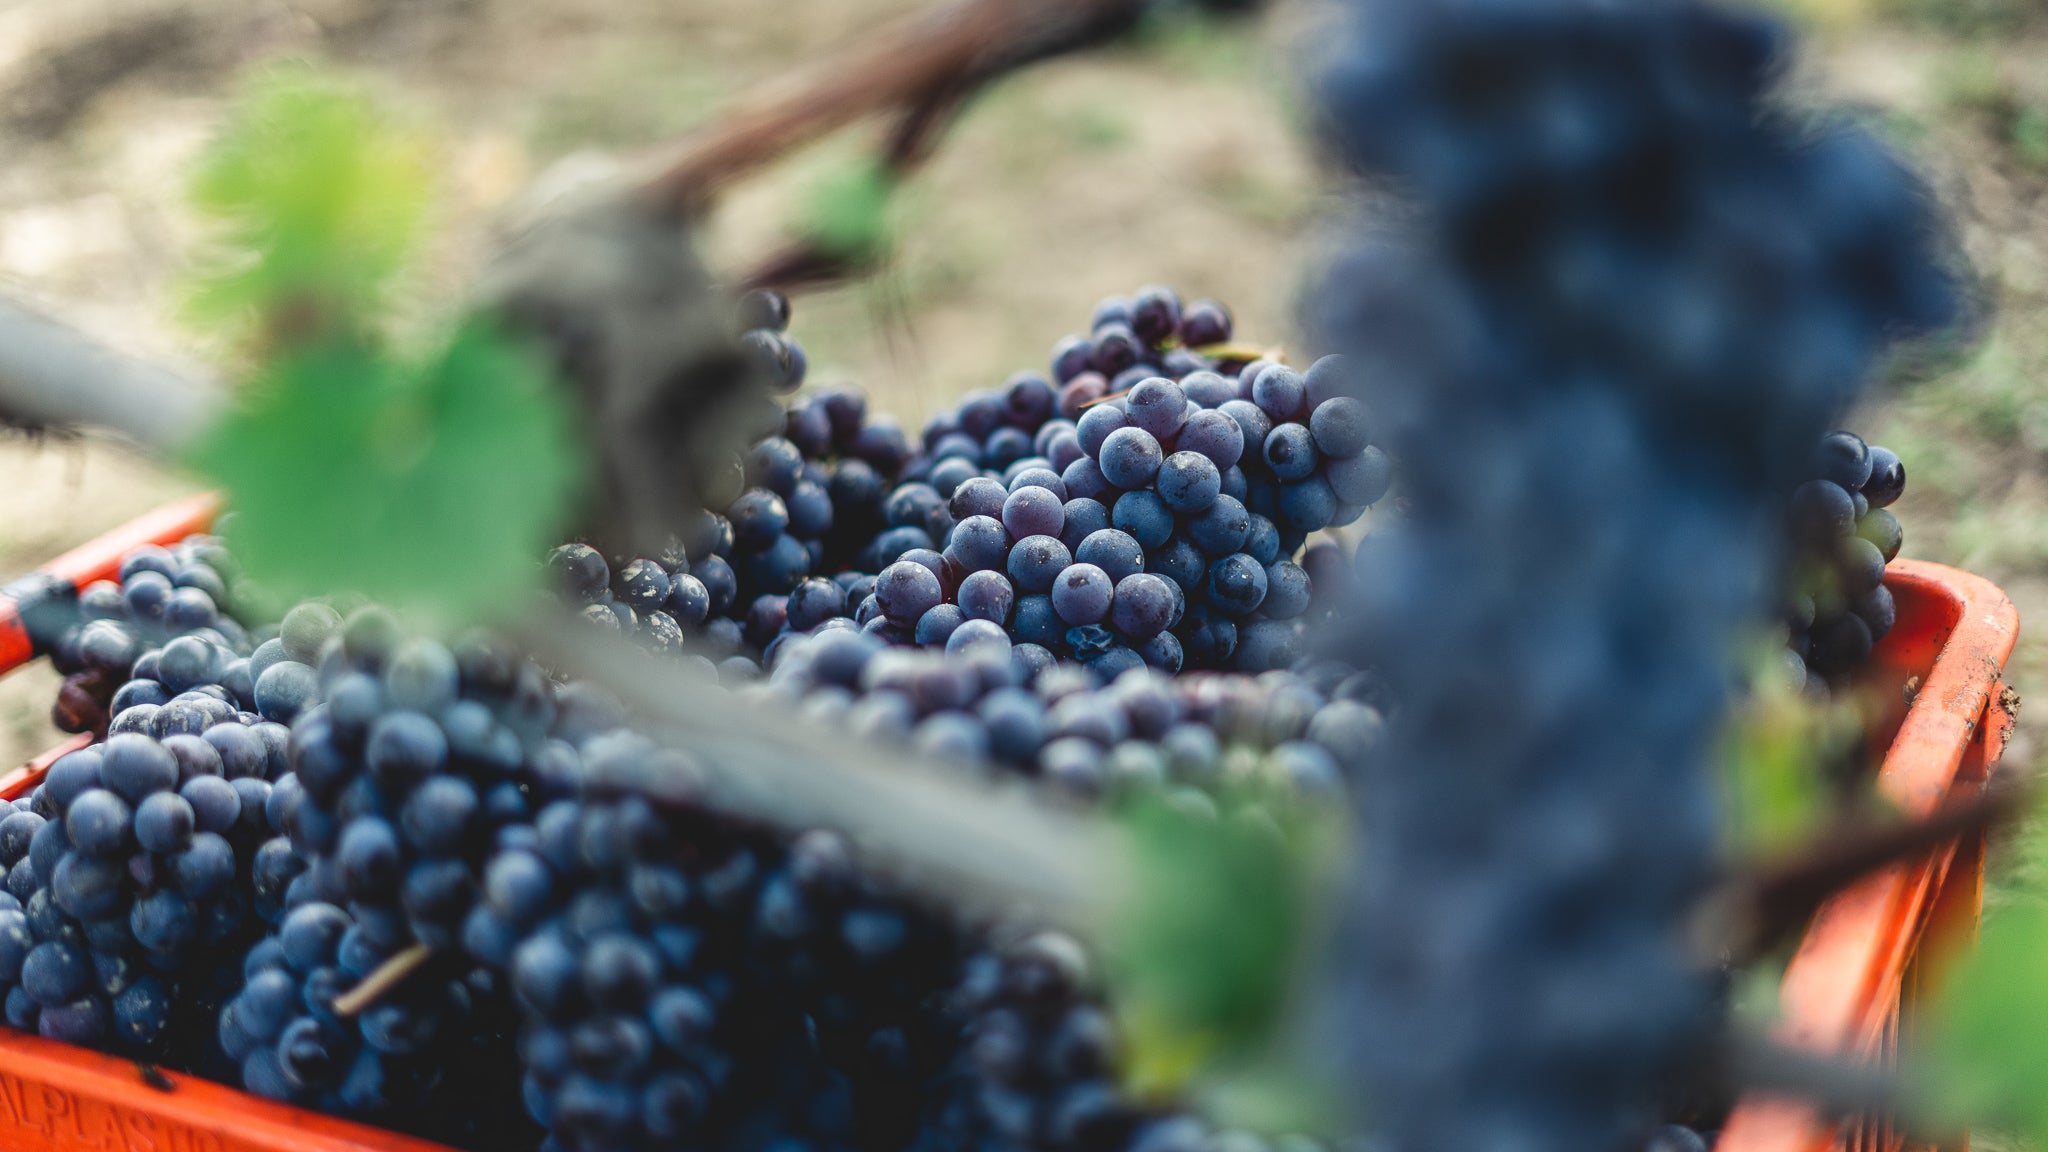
[526,610,1133,931]
[1707,776,2031,963]
[636,0,1150,221]
[1724,1031,1954,1144]
[332,942,436,1018]
[0,294,220,450]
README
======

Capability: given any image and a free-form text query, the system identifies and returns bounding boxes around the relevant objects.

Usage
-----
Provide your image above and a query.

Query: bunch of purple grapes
[1784,430,1908,694]
[761,627,1379,802]
[20,538,253,739]
[2,507,1375,1152]
[557,287,1393,688]
[1310,2,1958,1152]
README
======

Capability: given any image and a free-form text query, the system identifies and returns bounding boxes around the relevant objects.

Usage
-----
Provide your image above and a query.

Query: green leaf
[1104,787,1339,1101]
[191,321,584,621]
[186,73,432,341]
[1719,638,1857,855]
[1922,900,2048,1141]
[799,158,894,264]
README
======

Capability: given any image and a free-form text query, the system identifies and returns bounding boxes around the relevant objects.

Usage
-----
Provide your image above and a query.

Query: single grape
[1097,428,1164,490]
[1125,378,1187,440]
[1155,452,1222,514]
[1006,536,1074,595]
[957,570,1016,625]
[1862,446,1905,508]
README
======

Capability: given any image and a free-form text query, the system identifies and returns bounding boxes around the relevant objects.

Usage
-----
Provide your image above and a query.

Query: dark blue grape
[134,792,195,854]
[1090,323,1142,376]
[1050,565,1114,627]
[949,476,1008,522]
[1178,606,1236,668]
[1862,446,1905,508]
[1060,456,1114,503]
[875,561,944,626]
[129,888,196,954]
[253,662,318,724]
[1002,487,1065,541]
[1048,495,1108,549]
[23,941,90,1006]
[1146,537,1206,593]
[1790,479,1856,543]
[1327,446,1393,506]
[77,621,142,677]
[1261,562,1312,620]
[614,560,671,614]
[1097,427,1164,490]
[1251,365,1306,422]
[1156,452,1222,514]
[1012,595,1064,648]
[1810,430,1872,491]
[163,588,219,632]
[1179,300,1231,347]
[1106,491,1169,552]
[1010,465,1068,500]
[65,790,131,859]
[1309,397,1371,459]
[1277,476,1340,533]
[364,712,447,792]
[169,832,236,900]
[1125,378,1186,441]
[1109,574,1176,640]
[51,853,125,919]
[784,578,847,632]
[1262,424,1319,482]
[400,777,479,857]
[121,572,172,624]
[1005,536,1073,594]
[337,818,402,900]
[1184,495,1250,557]
[949,570,1013,626]
[915,604,966,648]
[0,810,43,864]
[107,679,169,717]
[1176,409,1245,470]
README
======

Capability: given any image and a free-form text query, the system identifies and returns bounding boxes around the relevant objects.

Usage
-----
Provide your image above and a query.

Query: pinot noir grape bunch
[1312,2,1958,1152]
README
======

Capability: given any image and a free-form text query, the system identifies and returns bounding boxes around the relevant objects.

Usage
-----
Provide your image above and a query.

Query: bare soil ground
[0,0,2043,799]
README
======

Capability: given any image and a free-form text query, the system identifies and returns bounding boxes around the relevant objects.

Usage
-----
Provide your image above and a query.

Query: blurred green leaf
[186,73,432,342]
[799,158,894,264]
[1924,899,2048,1141]
[1105,788,1338,1100]
[1719,639,1863,855]
[183,76,584,621]
[193,320,582,622]
[2013,106,2048,170]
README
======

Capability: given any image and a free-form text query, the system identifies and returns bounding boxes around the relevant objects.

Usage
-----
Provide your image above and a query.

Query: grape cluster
[471,734,971,1152]
[556,288,1395,688]
[1312,2,1958,1152]
[0,562,309,1081]
[158,599,592,1146]
[5,504,1373,1152]
[0,731,278,1054]
[763,627,1380,803]
[856,290,1390,674]
[1784,429,1908,693]
[35,538,254,738]
[221,898,533,1147]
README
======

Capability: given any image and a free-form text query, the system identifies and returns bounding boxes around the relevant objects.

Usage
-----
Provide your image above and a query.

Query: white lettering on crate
[0,1073,228,1152]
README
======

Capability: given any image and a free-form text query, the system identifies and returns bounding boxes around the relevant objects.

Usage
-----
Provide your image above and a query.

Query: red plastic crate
[1717,559,2018,1152]
[0,508,2019,1152]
